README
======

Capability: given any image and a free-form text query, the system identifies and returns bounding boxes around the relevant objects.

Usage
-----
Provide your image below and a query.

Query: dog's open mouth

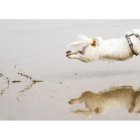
[66,50,83,57]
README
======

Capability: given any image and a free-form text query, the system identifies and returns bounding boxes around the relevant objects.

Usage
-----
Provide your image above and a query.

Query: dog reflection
[69,86,140,116]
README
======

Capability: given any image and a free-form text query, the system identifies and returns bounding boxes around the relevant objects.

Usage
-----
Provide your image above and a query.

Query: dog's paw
[66,51,72,57]
[74,109,83,113]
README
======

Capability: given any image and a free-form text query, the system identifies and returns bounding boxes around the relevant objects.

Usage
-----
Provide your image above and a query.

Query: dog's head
[66,36,103,62]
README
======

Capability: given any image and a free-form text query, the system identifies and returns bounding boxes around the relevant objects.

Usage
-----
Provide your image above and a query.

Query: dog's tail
[68,35,92,47]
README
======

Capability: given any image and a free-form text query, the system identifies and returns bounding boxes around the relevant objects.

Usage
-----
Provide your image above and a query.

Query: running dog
[68,86,140,116]
[66,29,140,63]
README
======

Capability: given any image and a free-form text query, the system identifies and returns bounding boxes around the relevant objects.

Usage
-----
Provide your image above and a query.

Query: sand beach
[0,20,140,120]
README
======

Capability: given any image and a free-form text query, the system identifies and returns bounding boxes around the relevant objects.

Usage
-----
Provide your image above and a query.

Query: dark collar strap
[129,92,140,112]
[125,33,139,56]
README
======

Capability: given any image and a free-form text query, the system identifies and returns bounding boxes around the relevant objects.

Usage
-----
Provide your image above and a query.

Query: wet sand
[0,20,140,120]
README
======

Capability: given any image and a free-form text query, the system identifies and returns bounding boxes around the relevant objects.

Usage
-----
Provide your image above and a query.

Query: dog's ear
[91,39,98,47]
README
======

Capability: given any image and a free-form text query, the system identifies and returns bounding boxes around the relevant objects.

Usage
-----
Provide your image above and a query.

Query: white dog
[66,29,140,63]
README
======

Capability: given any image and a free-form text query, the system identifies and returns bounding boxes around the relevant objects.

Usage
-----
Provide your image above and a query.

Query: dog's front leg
[67,53,80,59]
[70,54,89,62]
[78,54,94,63]
[71,54,91,63]
[74,109,95,117]
[66,50,92,63]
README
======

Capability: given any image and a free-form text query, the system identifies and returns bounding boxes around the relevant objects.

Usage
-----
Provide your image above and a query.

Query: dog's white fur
[66,29,140,62]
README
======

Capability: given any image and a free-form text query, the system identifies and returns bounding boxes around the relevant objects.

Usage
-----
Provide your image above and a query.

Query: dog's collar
[125,33,139,56]
[129,92,140,113]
